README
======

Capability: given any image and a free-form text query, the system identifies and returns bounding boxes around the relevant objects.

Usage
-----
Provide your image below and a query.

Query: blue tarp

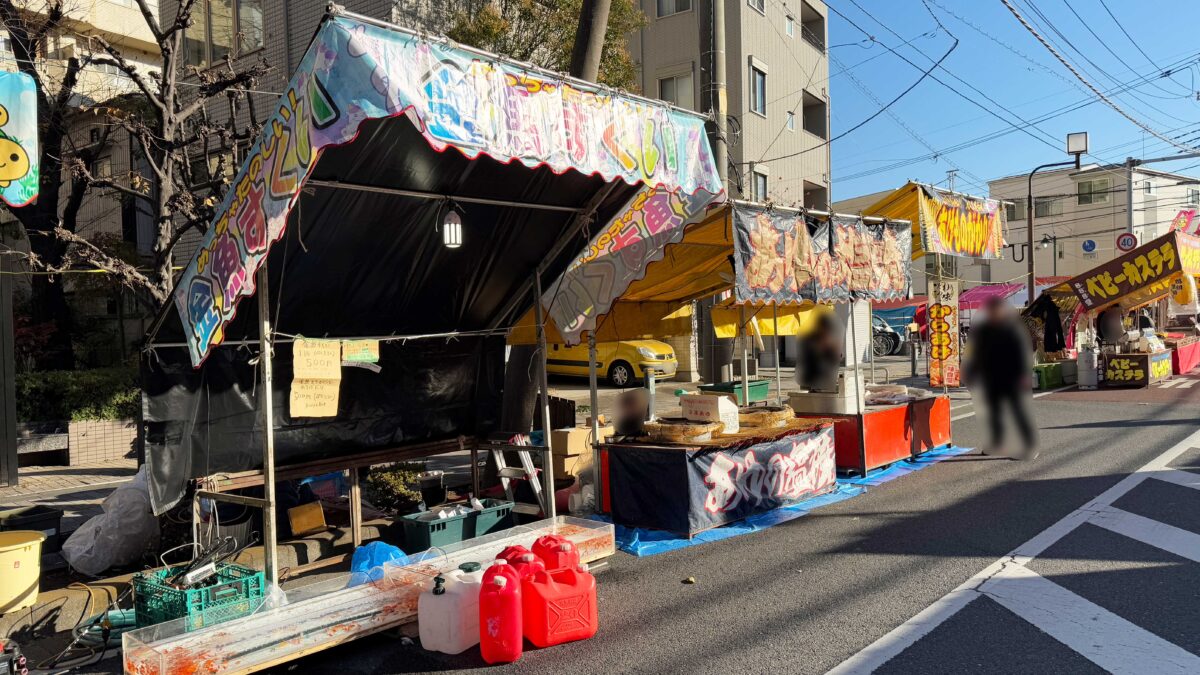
[598,445,973,557]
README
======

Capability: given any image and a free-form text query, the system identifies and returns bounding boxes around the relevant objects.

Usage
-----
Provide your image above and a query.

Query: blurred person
[964,296,1038,459]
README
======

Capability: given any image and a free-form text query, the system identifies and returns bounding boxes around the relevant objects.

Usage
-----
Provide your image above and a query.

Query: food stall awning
[513,201,913,345]
[859,182,1006,260]
[1066,230,1200,313]
[141,11,722,513]
[959,283,1023,310]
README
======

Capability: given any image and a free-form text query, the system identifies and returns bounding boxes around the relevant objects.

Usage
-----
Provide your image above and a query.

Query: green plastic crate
[133,562,264,630]
[697,379,771,404]
[400,499,514,552]
[1033,363,1064,390]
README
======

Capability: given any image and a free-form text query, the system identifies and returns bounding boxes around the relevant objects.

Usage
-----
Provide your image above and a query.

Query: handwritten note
[290,378,340,417]
[341,339,380,364]
[293,339,341,379]
[291,338,341,417]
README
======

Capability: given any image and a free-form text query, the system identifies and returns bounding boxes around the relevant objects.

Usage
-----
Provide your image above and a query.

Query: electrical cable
[1000,0,1199,153]
[1097,0,1192,95]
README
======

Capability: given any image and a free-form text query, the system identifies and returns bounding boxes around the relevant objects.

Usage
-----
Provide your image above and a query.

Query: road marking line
[948,385,1071,422]
[980,564,1200,675]
[1156,379,1182,388]
[1179,379,1199,389]
[1089,506,1200,564]
[828,428,1200,674]
[1145,468,1200,491]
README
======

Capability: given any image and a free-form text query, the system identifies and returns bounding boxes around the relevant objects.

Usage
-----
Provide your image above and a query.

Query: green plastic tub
[697,379,771,404]
[400,499,514,551]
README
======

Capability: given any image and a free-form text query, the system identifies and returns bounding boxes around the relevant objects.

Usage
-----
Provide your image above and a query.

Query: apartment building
[988,164,1200,284]
[631,0,830,207]
[1,1,162,362]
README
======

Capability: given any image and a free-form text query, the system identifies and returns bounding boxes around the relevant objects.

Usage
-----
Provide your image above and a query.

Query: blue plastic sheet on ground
[594,445,973,557]
[348,541,411,586]
[839,445,974,487]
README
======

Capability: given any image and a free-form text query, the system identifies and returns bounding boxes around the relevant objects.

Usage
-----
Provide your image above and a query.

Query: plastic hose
[73,609,137,648]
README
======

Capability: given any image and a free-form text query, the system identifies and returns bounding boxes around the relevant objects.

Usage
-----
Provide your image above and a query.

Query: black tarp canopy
[142,11,722,514]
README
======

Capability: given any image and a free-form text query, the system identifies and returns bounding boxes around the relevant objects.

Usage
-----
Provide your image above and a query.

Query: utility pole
[706,0,729,189]
[569,0,612,82]
[1125,156,1136,236]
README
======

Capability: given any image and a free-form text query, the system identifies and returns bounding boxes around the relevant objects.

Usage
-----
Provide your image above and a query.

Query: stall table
[600,420,836,537]
[1103,350,1173,387]
[795,395,951,475]
[1168,337,1200,375]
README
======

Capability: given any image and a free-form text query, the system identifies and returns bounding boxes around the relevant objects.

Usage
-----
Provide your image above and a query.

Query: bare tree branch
[87,35,166,112]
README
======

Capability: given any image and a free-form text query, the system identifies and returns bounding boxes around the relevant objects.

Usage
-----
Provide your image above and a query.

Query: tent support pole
[588,330,602,512]
[533,273,557,519]
[256,263,279,589]
[773,304,782,405]
[740,305,750,405]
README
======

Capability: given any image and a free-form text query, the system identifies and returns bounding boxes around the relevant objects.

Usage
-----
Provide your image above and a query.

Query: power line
[1097,0,1193,95]
[1000,0,1199,153]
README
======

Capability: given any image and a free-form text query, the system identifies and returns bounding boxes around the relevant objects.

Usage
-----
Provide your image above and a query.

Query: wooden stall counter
[1103,350,1172,387]
[599,419,837,538]
[794,395,952,475]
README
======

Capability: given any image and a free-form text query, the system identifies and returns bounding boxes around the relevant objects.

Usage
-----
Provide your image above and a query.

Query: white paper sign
[681,394,740,434]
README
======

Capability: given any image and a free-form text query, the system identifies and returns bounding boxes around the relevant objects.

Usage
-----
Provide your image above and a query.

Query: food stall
[514,201,934,530]
[1037,229,1200,388]
[140,4,723,595]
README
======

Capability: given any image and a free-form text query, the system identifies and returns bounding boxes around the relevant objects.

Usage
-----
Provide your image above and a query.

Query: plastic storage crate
[400,499,514,551]
[133,562,265,630]
[0,505,63,553]
[697,379,771,404]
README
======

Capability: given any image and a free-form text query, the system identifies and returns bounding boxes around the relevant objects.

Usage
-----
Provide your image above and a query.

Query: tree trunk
[569,0,612,82]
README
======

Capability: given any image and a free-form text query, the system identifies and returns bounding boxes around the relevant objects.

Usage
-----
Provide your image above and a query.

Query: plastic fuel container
[417,562,485,654]
[479,562,523,664]
[532,534,580,572]
[522,566,598,648]
[498,545,545,579]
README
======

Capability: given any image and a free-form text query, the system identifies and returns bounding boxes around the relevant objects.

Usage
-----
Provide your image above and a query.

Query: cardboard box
[549,425,614,456]
[680,394,740,434]
[553,449,594,479]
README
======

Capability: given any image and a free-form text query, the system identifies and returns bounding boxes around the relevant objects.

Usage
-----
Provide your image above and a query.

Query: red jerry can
[479,563,523,664]
[498,545,545,579]
[532,534,580,572]
[522,566,598,648]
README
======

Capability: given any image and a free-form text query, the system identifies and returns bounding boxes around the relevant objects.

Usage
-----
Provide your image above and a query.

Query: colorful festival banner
[174,16,722,365]
[0,72,39,208]
[730,206,911,305]
[1068,231,1200,312]
[1169,209,1198,235]
[606,424,836,536]
[545,185,717,344]
[917,186,1005,259]
[928,280,961,388]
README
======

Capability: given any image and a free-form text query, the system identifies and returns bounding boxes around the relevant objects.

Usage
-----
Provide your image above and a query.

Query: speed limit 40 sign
[1116,232,1138,252]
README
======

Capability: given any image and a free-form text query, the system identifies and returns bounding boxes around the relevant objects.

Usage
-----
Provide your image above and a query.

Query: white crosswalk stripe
[829,428,1200,674]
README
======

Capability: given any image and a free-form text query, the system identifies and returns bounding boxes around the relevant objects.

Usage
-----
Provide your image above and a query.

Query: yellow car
[547,339,678,387]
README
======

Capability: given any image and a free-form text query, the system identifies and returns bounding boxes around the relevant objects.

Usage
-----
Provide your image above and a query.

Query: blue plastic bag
[347,541,410,587]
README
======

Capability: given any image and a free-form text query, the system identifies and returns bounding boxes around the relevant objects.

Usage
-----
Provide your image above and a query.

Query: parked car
[546,339,678,387]
[872,315,904,357]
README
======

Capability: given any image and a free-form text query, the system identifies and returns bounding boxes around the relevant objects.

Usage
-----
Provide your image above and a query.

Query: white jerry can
[418,562,486,654]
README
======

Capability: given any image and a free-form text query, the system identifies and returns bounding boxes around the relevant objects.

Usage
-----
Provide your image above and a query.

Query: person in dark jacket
[965,296,1038,459]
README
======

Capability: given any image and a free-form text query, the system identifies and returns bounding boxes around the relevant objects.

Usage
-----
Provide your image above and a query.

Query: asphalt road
[253,373,1200,675]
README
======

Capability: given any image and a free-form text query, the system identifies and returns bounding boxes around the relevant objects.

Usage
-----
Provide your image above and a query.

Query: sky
[825,0,1200,201]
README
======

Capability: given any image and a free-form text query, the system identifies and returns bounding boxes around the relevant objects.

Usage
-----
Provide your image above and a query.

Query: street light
[1039,233,1058,276]
[1027,132,1087,303]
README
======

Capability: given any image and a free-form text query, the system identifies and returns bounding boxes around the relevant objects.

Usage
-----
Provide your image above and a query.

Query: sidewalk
[0,457,138,533]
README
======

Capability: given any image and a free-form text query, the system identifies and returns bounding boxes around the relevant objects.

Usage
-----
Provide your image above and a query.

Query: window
[752,171,768,201]
[1189,188,1200,206]
[1005,198,1026,221]
[656,0,691,17]
[786,16,795,37]
[1143,180,1157,195]
[657,72,694,110]
[0,36,11,54]
[185,0,264,68]
[750,65,767,116]
[748,0,766,13]
[786,111,795,131]
[1077,178,1110,205]
[1034,197,1062,218]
